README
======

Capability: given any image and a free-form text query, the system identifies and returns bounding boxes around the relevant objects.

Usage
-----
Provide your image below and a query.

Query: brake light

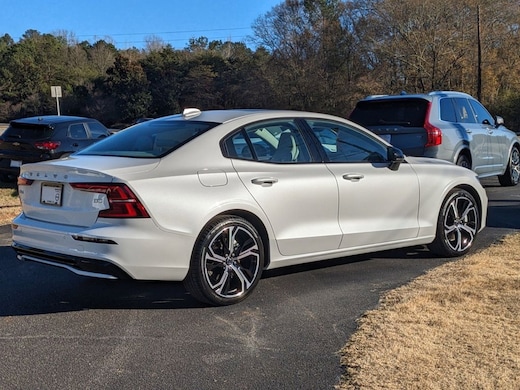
[424,102,442,147]
[17,177,34,186]
[70,183,150,218]
[35,140,61,150]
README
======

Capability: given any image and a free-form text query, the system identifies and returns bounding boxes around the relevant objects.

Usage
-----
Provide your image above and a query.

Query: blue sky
[3,0,282,49]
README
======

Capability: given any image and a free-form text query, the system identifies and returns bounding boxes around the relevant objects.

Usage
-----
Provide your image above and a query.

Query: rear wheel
[184,216,264,306]
[428,189,479,257]
[456,154,471,169]
[498,145,520,186]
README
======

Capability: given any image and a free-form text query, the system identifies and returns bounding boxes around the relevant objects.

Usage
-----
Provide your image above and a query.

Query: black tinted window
[77,120,217,157]
[350,98,428,127]
[3,123,54,139]
[440,98,457,122]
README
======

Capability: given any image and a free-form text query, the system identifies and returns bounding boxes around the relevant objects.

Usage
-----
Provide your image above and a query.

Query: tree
[252,0,362,116]
[105,54,152,123]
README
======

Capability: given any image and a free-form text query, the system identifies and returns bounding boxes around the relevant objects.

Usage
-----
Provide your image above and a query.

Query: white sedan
[12,109,488,305]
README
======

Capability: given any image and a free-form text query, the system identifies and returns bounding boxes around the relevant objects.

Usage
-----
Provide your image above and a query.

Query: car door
[226,119,342,256]
[468,98,509,173]
[305,119,420,249]
[452,98,493,174]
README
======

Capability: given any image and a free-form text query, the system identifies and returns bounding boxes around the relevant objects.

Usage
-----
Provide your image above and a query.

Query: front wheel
[428,189,479,257]
[184,216,264,306]
[498,145,520,186]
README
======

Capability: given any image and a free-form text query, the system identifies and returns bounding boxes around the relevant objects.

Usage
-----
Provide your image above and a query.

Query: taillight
[424,102,442,147]
[70,183,150,218]
[17,177,34,186]
[35,140,61,150]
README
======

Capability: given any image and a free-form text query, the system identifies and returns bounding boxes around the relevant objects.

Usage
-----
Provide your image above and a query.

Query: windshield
[77,120,218,157]
[350,98,428,127]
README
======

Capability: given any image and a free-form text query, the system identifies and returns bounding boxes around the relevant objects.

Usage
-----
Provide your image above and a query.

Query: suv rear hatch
[349,97,431,156]
[0,122,56,161]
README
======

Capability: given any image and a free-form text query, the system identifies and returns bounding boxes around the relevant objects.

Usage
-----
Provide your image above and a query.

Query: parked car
[0,115,111,181]
[349,91,520,186]
[12,108,487,305]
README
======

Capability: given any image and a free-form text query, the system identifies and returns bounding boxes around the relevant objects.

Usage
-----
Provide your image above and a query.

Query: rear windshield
[3,123,54,139]
[350,98,429,127]
[77,120,218,158]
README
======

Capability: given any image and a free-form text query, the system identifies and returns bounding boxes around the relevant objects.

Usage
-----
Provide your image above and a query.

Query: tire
[428,189,479,257]
[498,145,520,186]
[184,216,264,306]
[455,154,471,169]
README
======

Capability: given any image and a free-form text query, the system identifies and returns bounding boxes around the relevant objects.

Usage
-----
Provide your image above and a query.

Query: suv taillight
[35,140,61,150]
[70,183,150,218]
[424,102,442,147]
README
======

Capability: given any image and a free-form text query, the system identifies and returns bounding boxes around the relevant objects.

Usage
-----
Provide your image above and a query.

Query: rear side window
[350,99,428,127]
[68,123,88,139]
[77,120,217,157]
[440,98,457,122]
[3,123,54,139]
[223,120,311,163]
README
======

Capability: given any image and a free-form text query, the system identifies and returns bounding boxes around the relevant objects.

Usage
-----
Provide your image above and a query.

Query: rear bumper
[11,213,194,281]
[12,242,131,279]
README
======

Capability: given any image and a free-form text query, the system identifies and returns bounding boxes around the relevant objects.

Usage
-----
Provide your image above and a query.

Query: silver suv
[349,91,520,186]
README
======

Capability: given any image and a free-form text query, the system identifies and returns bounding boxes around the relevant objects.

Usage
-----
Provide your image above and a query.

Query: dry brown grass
[338,233,520,390]
[0,182,20,224]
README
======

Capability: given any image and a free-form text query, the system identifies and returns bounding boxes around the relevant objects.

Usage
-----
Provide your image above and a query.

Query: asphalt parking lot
[0,178,519,389]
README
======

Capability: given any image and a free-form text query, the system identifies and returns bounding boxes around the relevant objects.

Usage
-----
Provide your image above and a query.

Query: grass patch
[0,181,21,224]
[337,233,520,390]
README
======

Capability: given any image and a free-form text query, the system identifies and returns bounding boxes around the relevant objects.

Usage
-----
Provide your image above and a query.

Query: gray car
[349,91,520,186]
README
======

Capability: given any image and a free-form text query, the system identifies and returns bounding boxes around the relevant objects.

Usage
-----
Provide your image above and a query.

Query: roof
[11,115,98,125]
[361,90,474,102]
[155,108,344,125]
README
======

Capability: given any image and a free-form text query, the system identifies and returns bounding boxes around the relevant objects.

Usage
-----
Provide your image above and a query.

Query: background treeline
[1,0,520,130]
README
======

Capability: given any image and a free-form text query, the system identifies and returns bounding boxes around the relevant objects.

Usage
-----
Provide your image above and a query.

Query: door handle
[342,173,364,182]
[251,177,278,186]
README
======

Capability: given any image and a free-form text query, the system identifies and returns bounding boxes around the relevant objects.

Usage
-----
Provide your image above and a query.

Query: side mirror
[495,115,505,128]
[387,146,405,171]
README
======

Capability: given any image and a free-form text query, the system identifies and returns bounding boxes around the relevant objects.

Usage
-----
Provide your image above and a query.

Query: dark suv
[349,91,520,186]
[0,115,111,181]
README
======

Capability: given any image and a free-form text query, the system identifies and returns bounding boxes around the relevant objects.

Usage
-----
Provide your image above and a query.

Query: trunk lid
[17,156,159,227]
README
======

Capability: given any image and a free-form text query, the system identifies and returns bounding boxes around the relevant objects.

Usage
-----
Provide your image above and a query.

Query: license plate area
[40,182,63,206]
[10,160,22,167]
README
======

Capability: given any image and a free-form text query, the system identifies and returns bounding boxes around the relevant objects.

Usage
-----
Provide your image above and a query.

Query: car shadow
[0,244,436,317]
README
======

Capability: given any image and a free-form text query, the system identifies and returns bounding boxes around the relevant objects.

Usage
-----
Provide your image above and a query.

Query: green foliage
[1,1,520,128]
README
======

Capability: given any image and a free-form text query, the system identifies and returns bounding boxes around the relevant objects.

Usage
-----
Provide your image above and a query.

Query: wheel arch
[198,209,272,269]
[455,147,472,167]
